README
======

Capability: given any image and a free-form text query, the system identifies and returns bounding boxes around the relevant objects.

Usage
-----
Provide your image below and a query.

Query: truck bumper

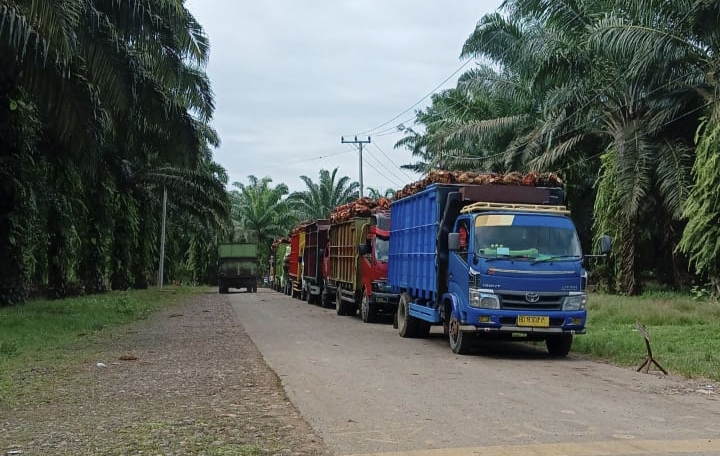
[460,309,586,336]
[309,284,321,295]
[370,293,400,307]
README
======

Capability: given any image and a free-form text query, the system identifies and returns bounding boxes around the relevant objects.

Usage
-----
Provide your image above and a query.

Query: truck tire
[448,314,471,354]
[360,288,376,323]
[397,293,418,338]
[335,290,347,316]
[321,289,331,308]
[546,334,573,357]
[252,284,257,293]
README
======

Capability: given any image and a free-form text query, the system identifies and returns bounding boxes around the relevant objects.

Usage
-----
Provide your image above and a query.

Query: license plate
[517,315,549,327]
[376,297,386,303]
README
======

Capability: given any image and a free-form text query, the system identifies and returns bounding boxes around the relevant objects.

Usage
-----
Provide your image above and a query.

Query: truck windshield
[474,225,581,260]
[374,236,390,262]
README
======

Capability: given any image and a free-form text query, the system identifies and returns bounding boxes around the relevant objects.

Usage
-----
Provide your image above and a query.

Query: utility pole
[158,186,167,290]
[341,135,371,197]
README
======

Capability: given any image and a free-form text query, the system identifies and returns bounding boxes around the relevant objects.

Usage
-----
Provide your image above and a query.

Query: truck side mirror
[448,233,460,251]
[358,243,369,255]
[599,235,612,255]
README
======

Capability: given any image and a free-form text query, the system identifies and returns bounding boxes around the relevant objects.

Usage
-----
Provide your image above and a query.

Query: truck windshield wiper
[532,255,581,264]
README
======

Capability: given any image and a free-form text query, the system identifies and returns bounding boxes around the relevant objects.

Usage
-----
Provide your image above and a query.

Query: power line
[356,58,474,136]
[371,142,417,181]
[362,147,407,187]
[362,151,406,189]
[244,149,356,174]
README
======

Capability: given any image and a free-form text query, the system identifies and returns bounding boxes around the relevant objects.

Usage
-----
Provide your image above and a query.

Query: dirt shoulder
[0,290,331,456]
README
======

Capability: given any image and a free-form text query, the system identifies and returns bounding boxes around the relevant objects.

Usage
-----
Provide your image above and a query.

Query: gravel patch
[0,291,331,456]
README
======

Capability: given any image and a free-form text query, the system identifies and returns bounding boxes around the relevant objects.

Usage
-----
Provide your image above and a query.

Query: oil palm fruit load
[329,197,392,223]
[393,170,564,200]
[271,237,290,249]
[291,221,311,235]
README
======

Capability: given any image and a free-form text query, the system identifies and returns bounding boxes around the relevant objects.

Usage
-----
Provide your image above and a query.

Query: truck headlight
[562,294,587,311]
[469,288,500,309]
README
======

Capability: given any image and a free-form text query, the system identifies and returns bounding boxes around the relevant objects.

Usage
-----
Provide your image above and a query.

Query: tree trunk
[79,183,108,294]
[46,205,69,299]
[0,184,27,306]
[0,85,27,306]
[619,219,641,295]
[110,195,136,290]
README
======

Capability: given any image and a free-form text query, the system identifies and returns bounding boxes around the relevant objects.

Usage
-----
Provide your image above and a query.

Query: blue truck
[388,183,610,356]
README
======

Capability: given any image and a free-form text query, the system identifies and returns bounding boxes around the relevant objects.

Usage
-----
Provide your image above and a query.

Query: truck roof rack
[460,201,570,215]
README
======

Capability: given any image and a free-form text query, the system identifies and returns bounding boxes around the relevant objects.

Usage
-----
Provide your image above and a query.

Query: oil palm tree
[0,0,222,303]
[288,168,359,220]
[230,175,297,274]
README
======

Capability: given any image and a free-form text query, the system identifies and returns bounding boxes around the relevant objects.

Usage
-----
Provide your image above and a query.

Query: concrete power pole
[341,135,371,197]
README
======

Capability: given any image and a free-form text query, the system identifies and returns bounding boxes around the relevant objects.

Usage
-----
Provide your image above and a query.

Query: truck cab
[445,205,594,355]
[389,183,611,357]
[357,213,398,322]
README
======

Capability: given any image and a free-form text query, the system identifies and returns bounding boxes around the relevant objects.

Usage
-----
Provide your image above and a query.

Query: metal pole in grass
[158,187,167,290]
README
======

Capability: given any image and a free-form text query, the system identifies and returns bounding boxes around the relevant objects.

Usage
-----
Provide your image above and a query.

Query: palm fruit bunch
[394,170,564,200]
[329,197,392,223]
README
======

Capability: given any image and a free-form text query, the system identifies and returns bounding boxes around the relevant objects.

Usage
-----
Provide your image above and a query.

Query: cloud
[186,0,503,194]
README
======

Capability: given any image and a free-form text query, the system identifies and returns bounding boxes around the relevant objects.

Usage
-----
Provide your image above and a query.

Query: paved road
[230,289,720,456]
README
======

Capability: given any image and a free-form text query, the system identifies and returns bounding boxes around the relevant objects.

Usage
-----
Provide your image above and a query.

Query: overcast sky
[184,1,504,195]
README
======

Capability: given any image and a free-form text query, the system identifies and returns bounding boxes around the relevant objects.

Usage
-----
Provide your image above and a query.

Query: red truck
[327,210,399,322]
[302,220,331,305]
[287,223,306,299]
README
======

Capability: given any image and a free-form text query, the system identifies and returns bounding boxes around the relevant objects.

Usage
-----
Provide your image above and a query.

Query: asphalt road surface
[230,289,720,456]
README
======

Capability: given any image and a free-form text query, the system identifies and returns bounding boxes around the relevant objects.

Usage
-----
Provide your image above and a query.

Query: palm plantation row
[3,0,720,306]
[0,1,362,307]
[395,0,720,297]
[241,0,720,299]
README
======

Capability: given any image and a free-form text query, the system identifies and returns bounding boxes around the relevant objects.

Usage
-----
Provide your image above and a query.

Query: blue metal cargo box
[388,184,458,300]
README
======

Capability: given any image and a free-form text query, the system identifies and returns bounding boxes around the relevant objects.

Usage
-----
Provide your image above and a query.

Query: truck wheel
[321,290,330,308]
[302,286,309,302]
[335,290,347,315]
[252,284,257,293]
[306,286,315,304]
[448,314,470,354]
[397,293,418,338]
[546,334,573,357]
[360,288,376,323]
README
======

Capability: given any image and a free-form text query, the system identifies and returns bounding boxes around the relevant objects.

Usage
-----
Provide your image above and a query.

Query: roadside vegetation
[573,291,720,381]
[4,0,720,311]
[0,287,199,405]
[2,287,718,410]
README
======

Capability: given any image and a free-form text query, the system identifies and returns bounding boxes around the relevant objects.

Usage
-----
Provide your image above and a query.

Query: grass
[0,286,198,403]
[573,291,720,381]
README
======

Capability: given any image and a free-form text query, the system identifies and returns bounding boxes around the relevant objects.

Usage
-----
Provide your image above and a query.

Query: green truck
[271,239,290,292]
[218,243,259,293]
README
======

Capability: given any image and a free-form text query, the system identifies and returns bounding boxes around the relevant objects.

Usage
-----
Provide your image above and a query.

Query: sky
[184,1,505,195]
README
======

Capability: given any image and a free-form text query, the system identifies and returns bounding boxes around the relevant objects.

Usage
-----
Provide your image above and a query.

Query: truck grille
[497,291,563,311]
